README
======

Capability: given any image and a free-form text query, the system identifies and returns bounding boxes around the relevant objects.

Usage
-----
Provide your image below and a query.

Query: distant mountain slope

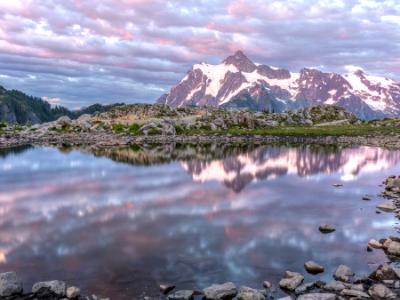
[158,51,400,119]
[0,85,123,124]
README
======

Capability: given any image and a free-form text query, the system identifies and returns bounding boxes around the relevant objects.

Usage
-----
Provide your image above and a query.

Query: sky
[0,0,399,109]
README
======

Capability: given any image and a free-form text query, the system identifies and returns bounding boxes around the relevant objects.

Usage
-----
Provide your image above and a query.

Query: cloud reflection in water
[0,144,400,299]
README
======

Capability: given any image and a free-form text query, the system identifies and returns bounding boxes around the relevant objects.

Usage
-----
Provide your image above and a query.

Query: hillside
[0,85,123,124]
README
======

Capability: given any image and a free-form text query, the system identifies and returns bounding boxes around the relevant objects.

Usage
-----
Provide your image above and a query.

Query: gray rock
[304,261,324,274]
[0,272,23,297]
[295,282,316,294]
[297,293,336,300]
[319,224,335,233]
[387,241,400,256]
[333,265,354,282]
[323,280,346,292]
[279,271,304,291]
[66,286,80,299]
[368,239,382,249]
[370,263,400,281]
[262,281,272,289]
[341,288,370,298]
[167,290,194,300]
[32,280,66,296]
[376,203,396,212]
[57,116,72,127]
[368,284,397,299]
[203,282,237,299]
[237,286,265,300]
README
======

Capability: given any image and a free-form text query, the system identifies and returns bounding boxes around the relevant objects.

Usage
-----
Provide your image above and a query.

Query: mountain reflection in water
[1,143,400,299]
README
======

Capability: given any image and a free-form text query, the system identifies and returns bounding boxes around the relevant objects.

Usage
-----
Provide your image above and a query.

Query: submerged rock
[279,271,304,291]
[323,280,346,292]
[340,288,370,298]
[304,261,324,274]
[0,272,23,297]
[203,282,237,300]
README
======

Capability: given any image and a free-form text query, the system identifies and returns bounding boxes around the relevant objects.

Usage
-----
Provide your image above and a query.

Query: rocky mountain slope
[0,85,123,124]
[158,51,400,120]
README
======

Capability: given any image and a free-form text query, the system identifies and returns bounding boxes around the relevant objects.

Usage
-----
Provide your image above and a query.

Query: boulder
[56,116,72,127]
[304,261,324,274]
[333,265,354,282]
[387,241,400,256]
[370,263,400,281]
[368,284,397,299]
[279,271,304,291]
[203,282,237,299]
[237,286,265,300]
[0,272,23,297]
[32,280,66,297]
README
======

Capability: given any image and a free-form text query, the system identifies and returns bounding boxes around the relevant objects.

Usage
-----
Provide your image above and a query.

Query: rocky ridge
[158,51,400,120]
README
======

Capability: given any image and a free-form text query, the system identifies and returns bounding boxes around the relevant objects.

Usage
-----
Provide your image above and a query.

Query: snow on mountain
[158,51,400,119]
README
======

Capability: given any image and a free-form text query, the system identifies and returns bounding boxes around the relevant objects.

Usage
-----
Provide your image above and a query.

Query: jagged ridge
[158,51,400,120]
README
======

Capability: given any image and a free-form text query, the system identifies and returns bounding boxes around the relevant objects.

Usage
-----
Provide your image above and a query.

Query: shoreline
[2,132,400,150]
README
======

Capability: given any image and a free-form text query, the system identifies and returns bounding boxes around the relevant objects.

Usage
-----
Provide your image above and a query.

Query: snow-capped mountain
[158,51,400,119]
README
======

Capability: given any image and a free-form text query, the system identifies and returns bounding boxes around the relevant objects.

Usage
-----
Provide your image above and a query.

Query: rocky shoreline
[2,131,400,151]
[2,176,400,300]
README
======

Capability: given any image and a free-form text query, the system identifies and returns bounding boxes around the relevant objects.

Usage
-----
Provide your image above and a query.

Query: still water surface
[1,144,400,299]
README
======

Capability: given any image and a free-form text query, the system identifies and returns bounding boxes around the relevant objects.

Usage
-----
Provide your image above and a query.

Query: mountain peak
[223,50,256,73]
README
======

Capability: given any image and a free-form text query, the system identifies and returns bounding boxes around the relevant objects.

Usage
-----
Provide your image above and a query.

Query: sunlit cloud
[0,0,399,107]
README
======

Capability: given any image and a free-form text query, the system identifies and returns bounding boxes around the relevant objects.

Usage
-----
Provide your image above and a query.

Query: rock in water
[376,203,396,212]
[203,282,237,299]
[279,271,304,291]
[0,272,23,297]
[333,265,354,282]
[32,280,66,297]
[387,241,400,256]
[341,289,370,298]
[368,239,382,249]
[262,281,272,289]
[304,261,324,274]
[318,224,336,234]
[167,290,194,300]
[368,284,397,299]
[297,293,336,300]
[66,286,80,299]
[237,286,265,300]
[160,284,176,294]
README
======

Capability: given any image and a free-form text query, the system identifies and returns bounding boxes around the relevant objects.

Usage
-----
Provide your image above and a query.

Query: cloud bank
[0,0,399,107]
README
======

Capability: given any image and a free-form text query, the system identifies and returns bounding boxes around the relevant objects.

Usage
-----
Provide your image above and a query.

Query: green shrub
[174,124,185,135]
[112,123,126,133]
[148,128,162,135]
[128,123,141,134]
